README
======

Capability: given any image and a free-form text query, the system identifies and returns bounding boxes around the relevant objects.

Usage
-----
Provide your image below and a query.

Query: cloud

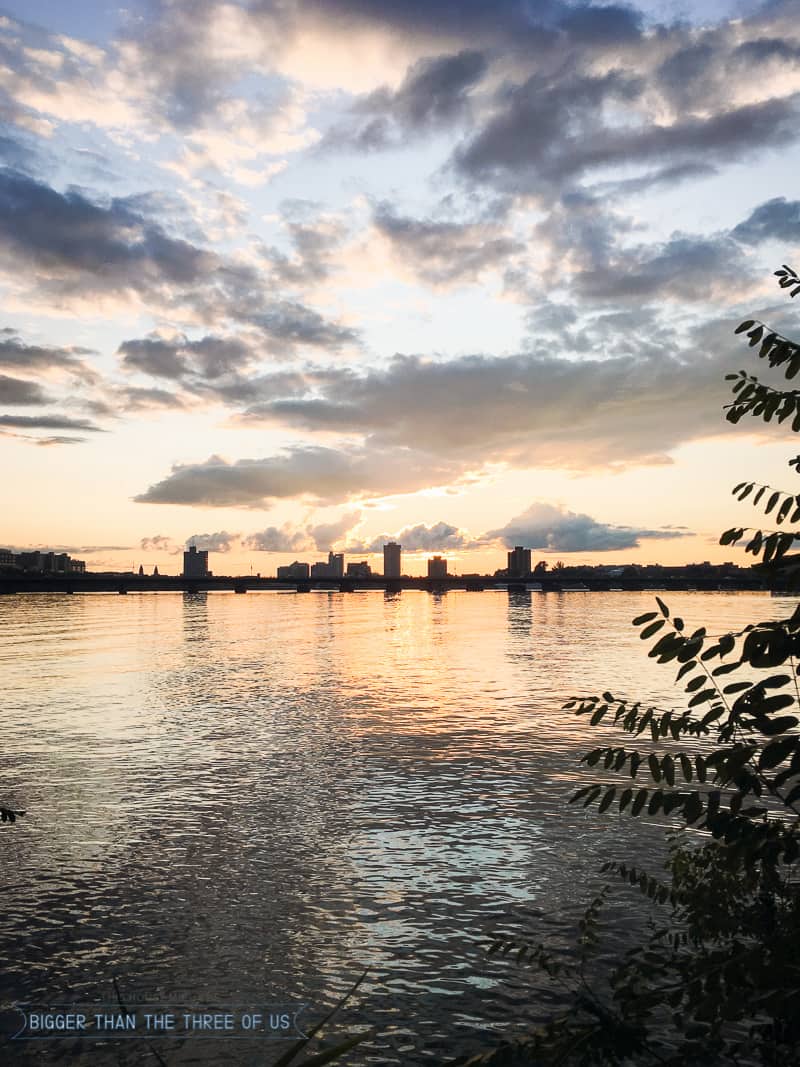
[242,511,360,551]
[360,520,480,553]
[242,524,312,552]
[306,511,361,549]
[486,502,692,553]
[0,171,357,350]
[135,444,467,507]
[0,328,96,379]
[119,333,253,380]
[0,413,103,432]
[119,386,186,412]
[0,373,50,404]
[236,330,741,471]
[262,215,348,287]
[371,201,524,286]
[731,197,800,245]
[570,233,750,304]
[140,534,176,551]
[185,531,239,552]
[34,435,85,446]
[324,49,488,150]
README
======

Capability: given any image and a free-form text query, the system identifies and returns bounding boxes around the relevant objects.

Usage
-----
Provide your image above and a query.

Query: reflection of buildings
[277,561,310,580]
[183,545,210,577]
[507,546,532,577]
[310,552,345,578]
[427,556,448,579]
[1,549,85,574]
[383,542,401,578]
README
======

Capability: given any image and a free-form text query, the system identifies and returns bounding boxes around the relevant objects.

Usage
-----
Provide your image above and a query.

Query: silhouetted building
[277,561,310,580]
[329,551,344,578]
[15,549,84,574]
[183,545,209,577]
[153,565,159,576]
[346,561,372,578]
[310,551,345,578]
[383,542,401,578]
[0,549,14,568]
[507,546,532,577]
[138,564,144,576]
[427,555,448,579]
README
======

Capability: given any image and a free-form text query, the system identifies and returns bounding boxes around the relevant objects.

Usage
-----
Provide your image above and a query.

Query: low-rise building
[346,561,372,578]
[277,561,310,580]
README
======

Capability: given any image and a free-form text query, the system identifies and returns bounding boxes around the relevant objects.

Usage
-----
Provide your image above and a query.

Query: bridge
[0,574,773,595]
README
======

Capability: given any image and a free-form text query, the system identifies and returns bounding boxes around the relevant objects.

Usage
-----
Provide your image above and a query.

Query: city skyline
[1,1,799,575]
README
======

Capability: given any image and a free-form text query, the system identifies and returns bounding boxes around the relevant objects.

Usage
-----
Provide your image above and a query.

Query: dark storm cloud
[487,502,691,553]
[731,198,800,245]
[135,444,466,507]
[0,413,103,432]
[372,202,523,285]
[0,373,50,405]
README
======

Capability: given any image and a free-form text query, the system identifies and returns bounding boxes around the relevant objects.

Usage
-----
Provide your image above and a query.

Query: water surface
[0,590,786,1064]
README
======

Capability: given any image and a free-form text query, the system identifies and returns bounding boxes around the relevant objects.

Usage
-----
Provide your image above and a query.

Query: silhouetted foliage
[451,269,800,1065]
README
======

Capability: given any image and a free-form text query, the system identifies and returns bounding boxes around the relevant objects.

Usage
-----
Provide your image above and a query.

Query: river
[0,589,788,1064]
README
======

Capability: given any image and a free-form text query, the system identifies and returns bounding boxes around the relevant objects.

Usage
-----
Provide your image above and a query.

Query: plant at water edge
[447,269,800,1066]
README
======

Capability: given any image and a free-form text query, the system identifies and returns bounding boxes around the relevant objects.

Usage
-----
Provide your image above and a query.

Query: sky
[2,0,800,576]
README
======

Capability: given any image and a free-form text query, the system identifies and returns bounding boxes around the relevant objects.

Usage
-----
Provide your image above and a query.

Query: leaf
[655,596,670,618]
[640,619,666,640]
[631,789,649,815]
[598,788,616,813]
[777,497,793,524]
[632,613,657,626]
[648,753,662,783]
[755,715,799,736]
[759,736,798,771]
[735,320,756,333]
[661,755,675,787]
[688,689,716,707]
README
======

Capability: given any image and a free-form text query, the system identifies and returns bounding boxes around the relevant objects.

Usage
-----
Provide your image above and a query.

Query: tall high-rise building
[383,542,401,578]
[427,555,448,579]
[183,544,209,577]
[328,551,344,578]
[507,546,531,577]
